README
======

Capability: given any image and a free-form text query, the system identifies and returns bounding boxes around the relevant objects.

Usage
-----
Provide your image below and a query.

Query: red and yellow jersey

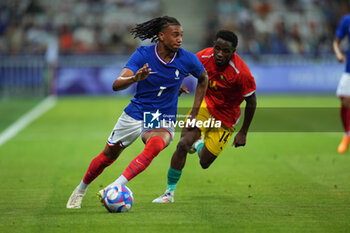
[196,47,256,128]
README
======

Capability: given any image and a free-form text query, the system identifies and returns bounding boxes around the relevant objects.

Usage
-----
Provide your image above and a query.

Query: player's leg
[104,128,172,192]
[197,126,235,169]
[66,143,123,209]
[171,127,202,170]
[168,127,201,190]
[119,129,171,183]
[197,145,217,169]
[338,96,350,153]
[67,112,142,208]
[80,143,123,187]
[152,127,201,203]
[153,101,209,203]
[336,73,350,153]
[166,102,208,193]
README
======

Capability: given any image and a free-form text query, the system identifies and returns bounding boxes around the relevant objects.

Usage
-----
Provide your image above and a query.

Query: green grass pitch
[0,94,349,233]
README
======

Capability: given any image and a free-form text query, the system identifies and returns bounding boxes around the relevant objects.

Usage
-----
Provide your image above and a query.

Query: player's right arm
[333,37,346,63]
[112,63,151,91]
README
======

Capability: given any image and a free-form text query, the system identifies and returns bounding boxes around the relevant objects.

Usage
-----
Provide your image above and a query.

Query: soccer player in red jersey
[153,30,257,203]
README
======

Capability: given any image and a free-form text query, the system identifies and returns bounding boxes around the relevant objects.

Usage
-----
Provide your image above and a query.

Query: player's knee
[200,160,211,169]
[103,144,123,160]
[104,151,118,160]
[176,140,191,154]
[147,136,166,153]
[342,98,350,108]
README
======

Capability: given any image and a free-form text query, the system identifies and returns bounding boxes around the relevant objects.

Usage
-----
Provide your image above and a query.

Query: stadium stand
[0,0,349,98]
[0,0,348,55]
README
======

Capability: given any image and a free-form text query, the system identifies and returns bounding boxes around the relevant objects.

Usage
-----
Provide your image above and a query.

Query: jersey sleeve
[336,15,349,40]
[189,53,205,78]
[124,47,145,74]
[241,71,256,97]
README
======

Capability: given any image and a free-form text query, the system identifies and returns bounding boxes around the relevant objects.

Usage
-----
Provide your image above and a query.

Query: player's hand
[134,63,151,82]
[336,54,346,63]
[232,131,246,147]
[179,84,190,96]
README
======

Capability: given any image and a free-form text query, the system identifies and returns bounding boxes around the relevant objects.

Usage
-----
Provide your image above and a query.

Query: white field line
[0,96,57,147]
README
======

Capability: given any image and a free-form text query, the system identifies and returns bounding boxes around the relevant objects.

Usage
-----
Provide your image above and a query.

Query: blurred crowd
[0,0,163,56]
[205,0,350,56]
[0,0,349,56]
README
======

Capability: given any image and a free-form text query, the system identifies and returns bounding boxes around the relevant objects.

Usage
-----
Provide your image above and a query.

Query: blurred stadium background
[0,0,349,99]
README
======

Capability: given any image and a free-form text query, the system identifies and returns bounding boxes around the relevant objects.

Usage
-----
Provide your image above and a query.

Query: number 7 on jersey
[157,86,167,96]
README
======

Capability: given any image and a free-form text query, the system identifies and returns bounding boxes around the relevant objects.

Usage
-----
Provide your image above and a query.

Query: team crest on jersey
[174,69,180,79]
[143,109,162,129]
[209,80,218,90]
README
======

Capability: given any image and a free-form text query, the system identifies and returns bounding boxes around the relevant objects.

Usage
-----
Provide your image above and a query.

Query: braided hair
[130,16,181,42]
[216,30,238,48]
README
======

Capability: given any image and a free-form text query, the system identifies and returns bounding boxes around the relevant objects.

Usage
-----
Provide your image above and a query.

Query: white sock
[77,180,89,191]
[111,175,128,186]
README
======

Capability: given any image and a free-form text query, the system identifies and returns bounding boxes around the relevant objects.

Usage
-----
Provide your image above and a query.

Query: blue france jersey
[123,44,204,121]
[336,14,350,72]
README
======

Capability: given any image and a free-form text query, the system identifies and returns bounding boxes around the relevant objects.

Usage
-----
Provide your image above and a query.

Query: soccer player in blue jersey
[333,14,350,153]
[66,16,208,208]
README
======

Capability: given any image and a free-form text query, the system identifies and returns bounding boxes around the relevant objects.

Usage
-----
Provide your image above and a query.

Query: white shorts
[107,112,175,148]
[336,73,350,97]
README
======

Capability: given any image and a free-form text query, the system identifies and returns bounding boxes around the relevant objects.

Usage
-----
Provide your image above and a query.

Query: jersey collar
[154,43,177,65]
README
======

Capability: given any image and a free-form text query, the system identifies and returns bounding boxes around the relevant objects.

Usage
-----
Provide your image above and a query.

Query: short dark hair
[215,30,238,48]
[130,16,181,42]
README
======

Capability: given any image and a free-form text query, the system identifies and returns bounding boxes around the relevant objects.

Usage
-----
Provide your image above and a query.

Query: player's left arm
[232,92,257,147]
[188,70,208,119]
[333,37,346,63]
[333,15,348,63]
[179,83,190,96]
[179,75,191,97]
